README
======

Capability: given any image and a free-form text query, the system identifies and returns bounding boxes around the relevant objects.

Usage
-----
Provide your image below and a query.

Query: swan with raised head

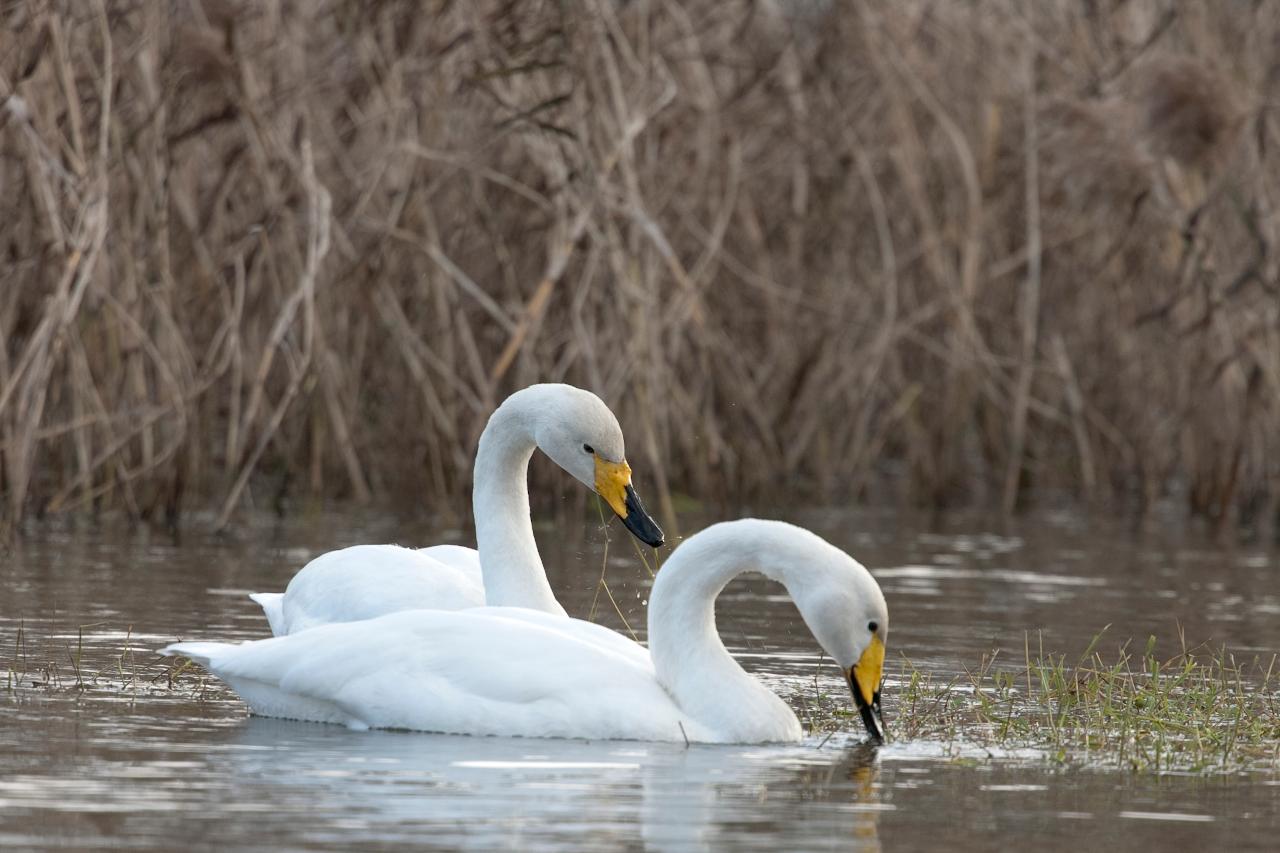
[165,519,888,744]
[249,384,664,634]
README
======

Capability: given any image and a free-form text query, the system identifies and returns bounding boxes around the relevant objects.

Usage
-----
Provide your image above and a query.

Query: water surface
[2,508,1277,850]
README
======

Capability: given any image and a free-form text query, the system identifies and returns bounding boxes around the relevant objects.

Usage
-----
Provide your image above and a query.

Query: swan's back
[271,545,484,635]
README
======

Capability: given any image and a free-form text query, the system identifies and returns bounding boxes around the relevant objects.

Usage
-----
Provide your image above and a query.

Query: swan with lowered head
[250,384,664,634]
[166,519,888,744]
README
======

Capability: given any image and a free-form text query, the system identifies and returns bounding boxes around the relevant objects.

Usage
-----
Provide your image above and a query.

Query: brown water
[2,508,1278,851]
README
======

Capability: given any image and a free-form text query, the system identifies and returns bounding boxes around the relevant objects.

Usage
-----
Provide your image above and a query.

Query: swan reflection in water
[215,719,885,851]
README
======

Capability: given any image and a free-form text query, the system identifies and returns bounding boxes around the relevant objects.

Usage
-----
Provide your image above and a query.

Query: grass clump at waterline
[799,629,1280,775]
[3,619,214,699]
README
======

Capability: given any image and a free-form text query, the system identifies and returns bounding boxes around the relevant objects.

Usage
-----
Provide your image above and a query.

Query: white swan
[164,519,889,744]
[250,384,665,633]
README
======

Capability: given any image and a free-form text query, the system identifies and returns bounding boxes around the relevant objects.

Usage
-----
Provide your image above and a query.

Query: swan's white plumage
[246,593,285,636]
[165,608,689,741]
[165,519,889,745]
[251,385,647,633]
[271,545,485,635]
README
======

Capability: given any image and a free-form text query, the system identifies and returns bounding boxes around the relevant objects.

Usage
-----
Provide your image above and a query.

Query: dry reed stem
[1003,42,1043,515]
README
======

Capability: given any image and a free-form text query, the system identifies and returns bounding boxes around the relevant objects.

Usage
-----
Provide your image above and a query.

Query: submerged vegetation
[2,1,1280,532]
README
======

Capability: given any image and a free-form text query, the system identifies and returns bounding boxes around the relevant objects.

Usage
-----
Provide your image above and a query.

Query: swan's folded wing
[278,545,485,633]
[415,544,481,577]
[166,609,688,741]
[472,606,653,668]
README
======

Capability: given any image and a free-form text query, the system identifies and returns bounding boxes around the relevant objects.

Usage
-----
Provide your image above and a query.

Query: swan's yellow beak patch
[851,634,885,708]
[594,456,665,547]
[593,456,633,518]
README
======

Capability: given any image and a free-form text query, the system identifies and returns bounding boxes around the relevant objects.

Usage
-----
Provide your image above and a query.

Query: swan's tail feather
[248,592,286,636]
[158,639,364,728]
[160,641,232,668]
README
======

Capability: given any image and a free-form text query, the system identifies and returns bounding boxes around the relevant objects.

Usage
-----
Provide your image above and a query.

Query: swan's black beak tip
[621,483,664,547]
[849,675,886,745]
[859,692,886,745]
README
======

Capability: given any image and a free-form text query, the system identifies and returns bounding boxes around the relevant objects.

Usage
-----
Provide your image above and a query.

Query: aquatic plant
[800,628,1280,775]
[2,2,1278,533]
[4,619,210,697]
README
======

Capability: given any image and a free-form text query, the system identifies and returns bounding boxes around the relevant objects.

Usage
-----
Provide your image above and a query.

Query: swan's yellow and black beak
[846,635,886,744]
[594,457,664,547]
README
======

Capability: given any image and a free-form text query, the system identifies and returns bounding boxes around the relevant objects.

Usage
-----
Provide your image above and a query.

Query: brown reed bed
[1,1,1278,536]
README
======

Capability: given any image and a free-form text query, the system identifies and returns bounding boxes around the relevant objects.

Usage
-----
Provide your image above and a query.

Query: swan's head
[781,531,889,744]
[528,385,664,548]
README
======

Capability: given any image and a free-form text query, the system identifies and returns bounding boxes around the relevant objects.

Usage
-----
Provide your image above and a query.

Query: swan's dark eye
[583,444,595,455]
[867,621,878,633]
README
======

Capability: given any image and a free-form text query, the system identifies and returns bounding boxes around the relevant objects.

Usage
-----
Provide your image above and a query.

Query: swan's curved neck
[472,398,563,614]
[647,526,801,740]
